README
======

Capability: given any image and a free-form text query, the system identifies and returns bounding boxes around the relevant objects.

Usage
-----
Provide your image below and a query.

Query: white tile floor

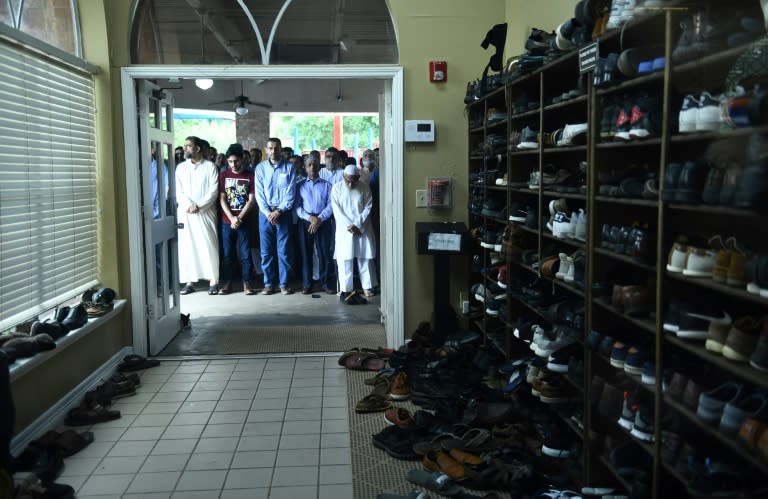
[56,356,353,499]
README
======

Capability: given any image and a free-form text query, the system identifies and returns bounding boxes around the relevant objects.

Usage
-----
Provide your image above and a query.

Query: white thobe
[176,158,220,283]
[331,181,376,260]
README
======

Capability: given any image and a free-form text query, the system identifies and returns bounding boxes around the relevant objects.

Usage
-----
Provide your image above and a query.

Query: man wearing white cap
[330,164,377,300]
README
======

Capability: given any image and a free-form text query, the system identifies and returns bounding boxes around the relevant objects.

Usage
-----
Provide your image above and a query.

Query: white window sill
[9,299,127,382]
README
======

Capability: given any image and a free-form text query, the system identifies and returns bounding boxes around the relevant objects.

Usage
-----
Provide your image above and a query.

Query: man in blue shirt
[296,152,334,295]
[254,137,296,295]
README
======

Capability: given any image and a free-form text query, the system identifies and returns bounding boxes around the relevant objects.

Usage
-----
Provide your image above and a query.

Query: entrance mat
[346,368,518,499]
[220,324,385,354]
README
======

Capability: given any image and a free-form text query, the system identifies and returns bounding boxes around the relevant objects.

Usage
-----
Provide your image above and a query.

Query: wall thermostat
[405,120,435,142]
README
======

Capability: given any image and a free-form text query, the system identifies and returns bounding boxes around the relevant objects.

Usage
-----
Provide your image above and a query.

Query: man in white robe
[176,135,220,294]
[331,165,377,300]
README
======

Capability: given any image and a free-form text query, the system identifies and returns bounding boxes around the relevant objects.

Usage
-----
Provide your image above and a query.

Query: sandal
[117,354,160,372]
[339,351,386,371]
[406,469,462,496]
[354,393,392,413]
[179,284,195,295]
[440,428,493,452]
[208,285,219,295]
[64,404,120,426]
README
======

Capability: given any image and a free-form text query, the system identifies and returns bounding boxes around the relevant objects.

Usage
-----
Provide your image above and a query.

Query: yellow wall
[505,0,577,64]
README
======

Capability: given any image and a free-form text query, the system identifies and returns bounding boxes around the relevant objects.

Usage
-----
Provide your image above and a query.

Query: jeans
[221,222,253,283]
[259,211,293,288]
[298,219,333,289]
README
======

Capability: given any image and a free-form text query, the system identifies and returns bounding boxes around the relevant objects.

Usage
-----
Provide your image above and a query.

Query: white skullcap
[343,165,359,176]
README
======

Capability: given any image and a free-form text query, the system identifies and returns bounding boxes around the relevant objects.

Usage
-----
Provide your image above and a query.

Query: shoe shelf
[549,276,586,298]
[664,334,768,392]
[516,225,539,236]
[593,298,656,336]
[509,186,539,195]
[487,120,507,130]
[510,108,541,120]
[561,372,585,396]
[469,154,484,160]
[508,293,554,325]
[670,124,768,144]
[483,185,508,193]
[469,126,484,133]
[542,190,587,201]
[510,260,538,277]
[594,196,658,208]
[543,94,588,113]
[593,247,658,274]
[663,394,768,476]
[595,138,663,149]
[541,145,588,154]
[665,203,761,218]
[558,410,585,442]
[509,149,541,157]
[595,71,664,97]
[487,215,508,225]
[597,454,633,494]
[672,43,759,77]
[664,271,768,308]
[542,232,586,249]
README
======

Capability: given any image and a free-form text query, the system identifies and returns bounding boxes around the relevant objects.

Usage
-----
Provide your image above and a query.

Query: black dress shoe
[61,304,88,331]
[30,320,68,340]
[302,288,312,295]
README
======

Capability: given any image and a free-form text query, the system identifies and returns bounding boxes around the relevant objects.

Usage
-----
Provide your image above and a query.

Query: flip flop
[179,284,195,295]
[406,469,462,496]
[117,354,160,372]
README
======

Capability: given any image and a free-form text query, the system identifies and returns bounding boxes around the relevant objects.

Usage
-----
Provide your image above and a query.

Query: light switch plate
[415,190,427,207]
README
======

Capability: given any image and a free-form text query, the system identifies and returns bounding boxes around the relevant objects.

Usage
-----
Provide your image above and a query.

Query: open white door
[138,81,183,355]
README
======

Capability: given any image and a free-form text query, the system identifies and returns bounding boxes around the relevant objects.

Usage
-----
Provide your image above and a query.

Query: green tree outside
[271,114,379,152]
[172,118,236,151]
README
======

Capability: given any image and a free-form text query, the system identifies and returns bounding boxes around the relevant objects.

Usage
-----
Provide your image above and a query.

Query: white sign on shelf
[427,233,461,252]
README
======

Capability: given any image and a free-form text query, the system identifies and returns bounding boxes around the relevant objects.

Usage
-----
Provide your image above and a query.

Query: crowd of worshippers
[174,135,381,301]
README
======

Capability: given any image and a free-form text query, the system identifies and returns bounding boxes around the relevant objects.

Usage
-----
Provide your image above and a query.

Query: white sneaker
[574,209,587,242]
[556,123,588,147]
[606,0,628,30]
[678,94,700,133]
[552,211,571,239]
[666,241,688,273]
[682,245,716,277]
[564,255,576,283]
[696,91,725,132]
[555,253,570,280]
[567,211,579,239]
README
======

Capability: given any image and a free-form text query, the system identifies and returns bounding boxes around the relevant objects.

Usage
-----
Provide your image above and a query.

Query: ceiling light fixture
[195,12,213,91]
[235,106,249,116]
[195,78,214,90]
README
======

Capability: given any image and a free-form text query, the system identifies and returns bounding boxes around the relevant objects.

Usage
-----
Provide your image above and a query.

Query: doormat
[220,324,386,354]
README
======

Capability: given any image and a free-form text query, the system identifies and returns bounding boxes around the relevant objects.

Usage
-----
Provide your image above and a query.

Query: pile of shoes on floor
[0,288,117,365]
[343,324,614,499]
[8,354,158,498]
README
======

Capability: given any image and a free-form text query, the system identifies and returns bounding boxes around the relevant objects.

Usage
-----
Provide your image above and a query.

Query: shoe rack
[466,1,768,497]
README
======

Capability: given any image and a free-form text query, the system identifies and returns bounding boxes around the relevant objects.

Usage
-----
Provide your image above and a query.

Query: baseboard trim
[11,346,134,457]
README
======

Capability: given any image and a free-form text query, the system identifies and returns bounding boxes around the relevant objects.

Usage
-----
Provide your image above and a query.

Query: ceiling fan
[208,81,272,115]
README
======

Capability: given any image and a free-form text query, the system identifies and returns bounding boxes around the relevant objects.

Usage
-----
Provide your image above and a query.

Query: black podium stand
[415,222,469,339]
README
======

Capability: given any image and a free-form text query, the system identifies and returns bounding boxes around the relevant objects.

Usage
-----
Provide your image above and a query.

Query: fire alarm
[429,61,447,82]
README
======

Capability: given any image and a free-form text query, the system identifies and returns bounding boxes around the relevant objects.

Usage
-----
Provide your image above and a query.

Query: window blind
[0,39,98,331]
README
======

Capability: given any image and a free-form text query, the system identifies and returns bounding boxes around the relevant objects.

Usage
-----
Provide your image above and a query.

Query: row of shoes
[663,298,768,372]
[599,92,661,141]
[528,163,587,193]
[600,222,654,263]
[510,124,588,151]
[665,133,768,210]
[592,366,768,496]
[546,209,588,242]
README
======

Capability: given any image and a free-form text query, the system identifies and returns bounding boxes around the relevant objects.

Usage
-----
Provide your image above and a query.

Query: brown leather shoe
[280,287,293,295]
[739,417,767,451]
[383,407,413,428]
[389,372,410,400]
[682,378,705,410]
[324,287,336,294]
[301,288,312,295]
[243,283,256,295]
[622,285,650,317]
[723,316,762,362]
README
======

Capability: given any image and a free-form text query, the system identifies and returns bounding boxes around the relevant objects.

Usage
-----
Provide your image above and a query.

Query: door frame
[121,65,404,356]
